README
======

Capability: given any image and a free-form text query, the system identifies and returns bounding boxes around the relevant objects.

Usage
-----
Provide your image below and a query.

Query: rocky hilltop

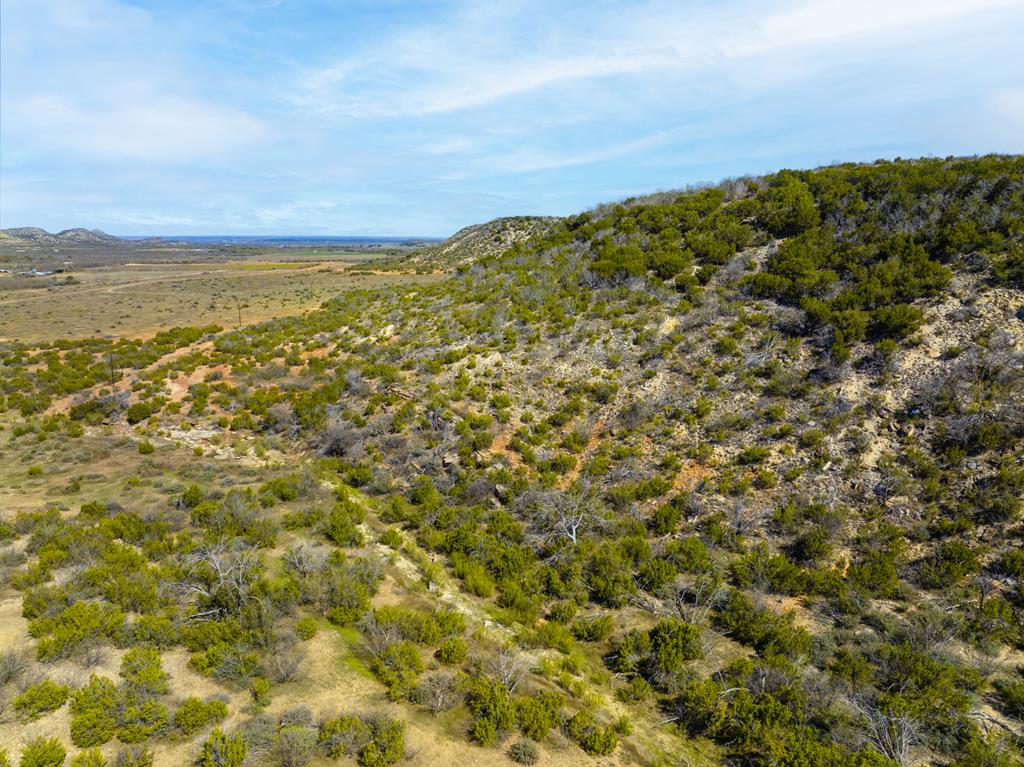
[406,215,557,268]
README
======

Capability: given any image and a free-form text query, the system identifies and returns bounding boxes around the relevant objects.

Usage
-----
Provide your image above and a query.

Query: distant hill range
[0,227,125,248]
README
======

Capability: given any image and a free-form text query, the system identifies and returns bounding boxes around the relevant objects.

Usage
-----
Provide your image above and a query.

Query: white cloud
[729,0,1023,56]
[12,95,270,161]
[1,0,270,163]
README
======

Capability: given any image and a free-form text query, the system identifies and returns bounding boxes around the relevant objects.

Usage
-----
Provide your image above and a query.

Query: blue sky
[2,0,1023,236]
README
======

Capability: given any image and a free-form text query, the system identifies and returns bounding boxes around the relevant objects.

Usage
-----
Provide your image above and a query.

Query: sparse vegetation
[1,156,1022,767]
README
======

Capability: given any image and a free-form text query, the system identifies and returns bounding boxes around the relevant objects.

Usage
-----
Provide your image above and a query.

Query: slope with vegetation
[399,216,557,270]
[0,155,1022,767]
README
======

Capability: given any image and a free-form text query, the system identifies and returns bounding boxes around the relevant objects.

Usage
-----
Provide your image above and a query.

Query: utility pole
[107,352,116,386]
[235,296,242,329]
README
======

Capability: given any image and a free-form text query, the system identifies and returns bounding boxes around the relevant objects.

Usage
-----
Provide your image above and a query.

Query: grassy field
[0,260,440,343]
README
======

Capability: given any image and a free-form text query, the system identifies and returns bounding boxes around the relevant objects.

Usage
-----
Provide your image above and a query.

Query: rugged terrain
[0,156,1022,767]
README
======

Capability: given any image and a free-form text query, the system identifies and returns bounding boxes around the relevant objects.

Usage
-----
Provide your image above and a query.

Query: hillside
[402,216,557,269]
[0,156,1022,767]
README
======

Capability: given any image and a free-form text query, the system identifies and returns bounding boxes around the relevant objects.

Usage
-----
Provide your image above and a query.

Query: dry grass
[0,261,440,343]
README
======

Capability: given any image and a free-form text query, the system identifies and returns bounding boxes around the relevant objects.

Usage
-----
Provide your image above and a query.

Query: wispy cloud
[289,0,1023,119]
[9,96,269,161]
[481,128,690,175]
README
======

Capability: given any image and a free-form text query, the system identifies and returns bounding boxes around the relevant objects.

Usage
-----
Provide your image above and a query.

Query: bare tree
[522,480,597,547]
[900,606,960,655]
[282,543,327,579]
[344,368,369,396]
[179,542,263,619]
[358,613,402,658]
[415,672,461,715]
[728,499,766,538]
[318,419,365,459]
[267,633,307,683]
[854,700,920,767]
[424,404,450,433]
[669,574,727,625]
[266,402,300,437]
[487,646,530,692]
[0,647,30,688]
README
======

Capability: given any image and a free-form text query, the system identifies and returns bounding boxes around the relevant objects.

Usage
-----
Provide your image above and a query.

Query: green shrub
[18,738,65,767]
[378,528,403,548]
[571,614,614,642]
[357,715,404,767]
[260,475,302,502]
[563,710,618,756]
[649,501,682,534]
[618,676,651,704]
[182,483,204,508]
[318,712,404,767]
[715,589,812,660]
[33,601,125,661]
[199,728,247,767]
[994,677,1024,719]
[295,617,318,641]
[250,677,271,710]
[918,541,979,589]
[758,174,820,236]
[119,647,169,698]
[799,429,825,449]
[173,697,228,735]
[369,641,423,701]
[616,618,703,686]
[69,751,106,767]
[950,732,1023,767]
[323,499,364,547]
[792,525,833,563]
[871,304,923,340]
[372,606,444,644]
[516,692,564,741]
[737,445,770,465]
[13,678,69,719]
[587,543,635,607]
[436,637,467,665]
[125,402,153,424]
[452,554,495,597]
[466,677,516,745]
[69,675,119,747]
[663,536,711,573]
[991,244,1024,287]
[116,699,168,743]
[318,715,371,759]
